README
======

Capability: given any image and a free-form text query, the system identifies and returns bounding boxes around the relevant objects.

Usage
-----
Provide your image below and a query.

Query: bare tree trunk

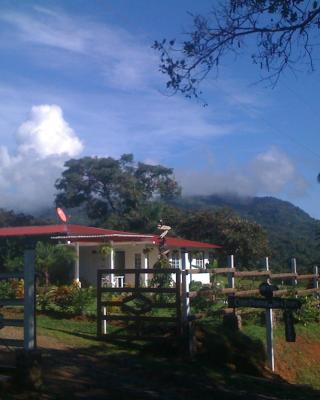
[44,270,49,286]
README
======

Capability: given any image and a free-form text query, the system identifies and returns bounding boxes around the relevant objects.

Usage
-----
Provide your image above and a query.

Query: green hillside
[174,195,320,272]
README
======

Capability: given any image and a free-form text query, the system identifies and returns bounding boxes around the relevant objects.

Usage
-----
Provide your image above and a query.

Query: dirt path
[275,335,320,385]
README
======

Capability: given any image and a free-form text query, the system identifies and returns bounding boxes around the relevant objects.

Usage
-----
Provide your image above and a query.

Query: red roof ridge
[0,224,221,248]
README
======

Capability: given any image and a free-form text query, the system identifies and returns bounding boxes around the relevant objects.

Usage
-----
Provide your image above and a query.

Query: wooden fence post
[181,249,194,354]
[291,258,298,287]
[265,256,275,372]
[227,255,235,289]
[314,266,319,301]
[181,249,190,325]
[313,266,319,290]
[24,250,35,351]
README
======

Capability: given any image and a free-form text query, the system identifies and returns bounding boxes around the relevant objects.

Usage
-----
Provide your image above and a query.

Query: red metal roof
[164,237,221,249]
[0,224,221,249]
[0,224,144,237]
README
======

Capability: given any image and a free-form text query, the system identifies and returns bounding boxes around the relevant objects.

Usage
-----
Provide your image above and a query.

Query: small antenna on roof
[157,220,171,258]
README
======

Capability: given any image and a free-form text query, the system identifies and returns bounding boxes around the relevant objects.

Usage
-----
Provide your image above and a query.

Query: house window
[195,252,204,268]
[171,251,180,269]
[134,253,142,269]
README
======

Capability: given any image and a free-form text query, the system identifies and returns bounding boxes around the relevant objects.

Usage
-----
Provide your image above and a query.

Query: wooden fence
[187,257,320,301]
[96,256,319,371]
[184,256,320,371]
[0,250,36,351]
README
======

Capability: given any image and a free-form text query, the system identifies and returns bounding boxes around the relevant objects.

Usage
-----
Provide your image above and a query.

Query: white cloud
[0,10,86,53]
[178,147,308,198]
[0,104,83,212]
[251,147,295,193]
[0,7,158,91]
[17,105,83,158]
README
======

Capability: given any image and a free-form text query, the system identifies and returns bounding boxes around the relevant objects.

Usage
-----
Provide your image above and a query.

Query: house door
[114,251,125,270]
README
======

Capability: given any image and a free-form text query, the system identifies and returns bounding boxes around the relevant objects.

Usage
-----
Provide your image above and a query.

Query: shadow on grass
[4,342,320,400]
[37,310,96,321]
[25,314,320,400]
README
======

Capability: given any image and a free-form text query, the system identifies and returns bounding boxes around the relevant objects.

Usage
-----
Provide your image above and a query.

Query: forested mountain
[173,195,320,272]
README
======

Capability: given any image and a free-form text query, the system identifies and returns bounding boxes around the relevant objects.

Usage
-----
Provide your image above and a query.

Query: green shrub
[36,287,56,312]
[295,296,320,325]
[51,285,75,311]
[0,279,24,299]
[189,280,203,292]
[70,287,96,316]
[0,280,15,299]
[37,284,96,316]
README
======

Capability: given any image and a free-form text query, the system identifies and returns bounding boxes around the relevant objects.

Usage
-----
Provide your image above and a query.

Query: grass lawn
[37,314,98,347]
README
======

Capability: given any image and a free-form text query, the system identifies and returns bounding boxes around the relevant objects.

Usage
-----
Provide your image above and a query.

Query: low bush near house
[0,280,15,299]
[36,284,96,317]
[51,285,75,311]
[37,287,56,312]
[0,279,24,299]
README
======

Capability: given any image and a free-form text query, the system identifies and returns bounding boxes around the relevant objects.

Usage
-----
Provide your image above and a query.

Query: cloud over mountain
[178,147,308,198]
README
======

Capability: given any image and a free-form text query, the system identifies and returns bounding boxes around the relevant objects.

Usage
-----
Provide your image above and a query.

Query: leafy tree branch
[153,1,320,98]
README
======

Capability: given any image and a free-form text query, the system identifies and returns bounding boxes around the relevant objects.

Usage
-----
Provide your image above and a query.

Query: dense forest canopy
[0,155,318,272]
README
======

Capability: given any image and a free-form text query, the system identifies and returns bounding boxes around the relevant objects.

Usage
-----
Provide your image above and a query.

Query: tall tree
[153,1,320,98]
[55,154,181,231]
[176,208,270,267]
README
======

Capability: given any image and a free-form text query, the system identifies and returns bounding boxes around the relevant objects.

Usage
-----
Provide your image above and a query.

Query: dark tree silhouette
[55,154,181,231]
[153,1,320,99]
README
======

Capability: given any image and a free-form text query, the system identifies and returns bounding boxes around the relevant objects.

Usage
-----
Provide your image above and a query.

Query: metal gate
[97,268,181,341]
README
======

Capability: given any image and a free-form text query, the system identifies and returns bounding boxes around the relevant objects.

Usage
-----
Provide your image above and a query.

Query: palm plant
[36,242,76,286]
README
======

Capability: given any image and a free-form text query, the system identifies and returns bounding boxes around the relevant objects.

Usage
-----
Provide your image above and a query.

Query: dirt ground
[275,335,320,384]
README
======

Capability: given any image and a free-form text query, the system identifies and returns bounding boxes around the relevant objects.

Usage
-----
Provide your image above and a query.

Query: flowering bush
[0,279,24,299]
[36,284,96,316]
[51,285,75,311]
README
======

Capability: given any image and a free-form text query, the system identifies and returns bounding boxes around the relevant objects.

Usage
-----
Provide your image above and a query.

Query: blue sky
[0,1,320,218]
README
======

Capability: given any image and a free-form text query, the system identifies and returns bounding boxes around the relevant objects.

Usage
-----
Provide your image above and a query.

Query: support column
[188,252,193,283]
[144,252,149,286]
[110,245,114,287]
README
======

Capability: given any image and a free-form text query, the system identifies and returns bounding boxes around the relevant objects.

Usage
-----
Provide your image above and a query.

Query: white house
[0,224,221,287]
